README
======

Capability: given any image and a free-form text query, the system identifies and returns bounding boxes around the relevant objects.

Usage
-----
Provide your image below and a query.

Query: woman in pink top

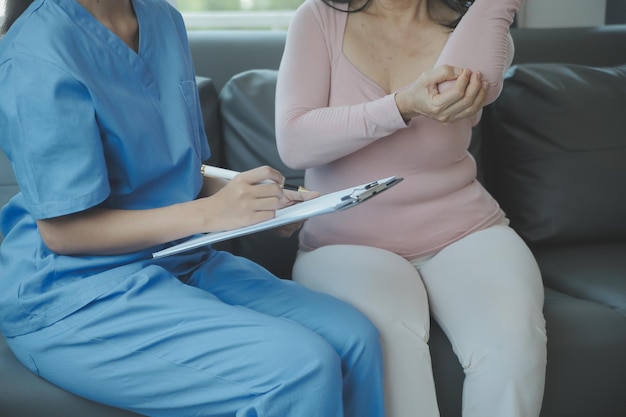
[275,0,547,416]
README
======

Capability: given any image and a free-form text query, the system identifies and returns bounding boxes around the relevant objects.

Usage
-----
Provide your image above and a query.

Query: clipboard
[152,176,403,259]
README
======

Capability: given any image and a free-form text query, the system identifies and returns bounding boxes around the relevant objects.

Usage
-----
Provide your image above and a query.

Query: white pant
[293,224,547,417]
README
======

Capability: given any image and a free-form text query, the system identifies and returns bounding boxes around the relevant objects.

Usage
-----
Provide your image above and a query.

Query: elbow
[276,107,333,170]
[484,79,504,106]
[37,219,79,256]
[275,124,311,171]
[40,236,71,256]
[277,143,310,171]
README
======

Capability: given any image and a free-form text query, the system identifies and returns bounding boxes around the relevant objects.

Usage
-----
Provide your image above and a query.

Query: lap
[291,226,544,343]
[7,252,365,415]
[293,245,430,335]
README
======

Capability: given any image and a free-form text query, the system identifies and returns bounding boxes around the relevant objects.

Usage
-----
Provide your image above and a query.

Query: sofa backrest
[509,25,626,67]
[476,26,626,248]
[188,30,286,93]
[187,25,626,94]
[483,64,626,246]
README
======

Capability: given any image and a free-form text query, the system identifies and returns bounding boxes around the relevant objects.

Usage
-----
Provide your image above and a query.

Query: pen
[200,165,308,192]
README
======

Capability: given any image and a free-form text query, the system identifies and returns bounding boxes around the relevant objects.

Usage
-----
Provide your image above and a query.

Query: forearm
[276,95,405,169]
[275,3,406,170]
[37,167,287,256]
[36,201,211,256]
[198,175,227,198]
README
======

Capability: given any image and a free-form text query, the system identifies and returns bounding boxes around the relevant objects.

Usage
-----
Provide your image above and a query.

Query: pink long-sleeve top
[275,0,523,259]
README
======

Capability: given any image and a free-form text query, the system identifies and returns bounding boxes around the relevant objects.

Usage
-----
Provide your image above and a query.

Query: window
[0,0,623,32]
[0,0,303,32]
[175,0,626,30]
[171,0,305,30]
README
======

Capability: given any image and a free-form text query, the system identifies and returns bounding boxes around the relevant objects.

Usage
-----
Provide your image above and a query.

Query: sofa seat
[536,243,626,315]
[0,334,141,417]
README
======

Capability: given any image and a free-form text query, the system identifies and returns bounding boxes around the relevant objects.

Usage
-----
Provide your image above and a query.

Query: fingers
[408,66,471,120]
[399,65,489,123]
[298,189,321,201]
[432,68,471,107]
[273,221,304,238]
[221,166,284,220]
[284,189,321,202]
[420,64,463,87]
[239,165,285,187]
[421,68,487,123]
[232,181,283,212]
[274,189,321,236]
[279,188,320,209]
[440,71,489,122]
[233,166,285,203]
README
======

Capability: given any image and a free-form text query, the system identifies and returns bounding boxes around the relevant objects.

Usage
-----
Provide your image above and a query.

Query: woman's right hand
[395,65,489,123]
[206,166,286,232]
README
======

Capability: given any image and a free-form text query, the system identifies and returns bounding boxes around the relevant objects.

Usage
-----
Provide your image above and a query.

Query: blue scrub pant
[6,250,385,417]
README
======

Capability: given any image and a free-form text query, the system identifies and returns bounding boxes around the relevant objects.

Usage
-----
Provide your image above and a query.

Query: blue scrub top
[0,0,212,336]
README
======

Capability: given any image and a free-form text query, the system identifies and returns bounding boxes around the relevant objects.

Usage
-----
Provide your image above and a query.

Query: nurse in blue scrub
[0,1,385,416]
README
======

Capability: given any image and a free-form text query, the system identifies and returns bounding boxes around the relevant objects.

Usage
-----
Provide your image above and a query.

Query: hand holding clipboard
[152,167,402,259]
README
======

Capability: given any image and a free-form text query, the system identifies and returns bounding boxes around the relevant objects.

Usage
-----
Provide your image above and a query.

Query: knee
[347,311,383,359]
[507,309,547,362]
[469,317,547,378]
[243,331,345,412]
[509,319,547,373]
[281,329,344,384]
[324,301,383,362]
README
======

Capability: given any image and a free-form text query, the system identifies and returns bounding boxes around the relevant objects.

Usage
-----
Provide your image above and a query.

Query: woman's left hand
[396,65,488,123]
[273,188,320,237]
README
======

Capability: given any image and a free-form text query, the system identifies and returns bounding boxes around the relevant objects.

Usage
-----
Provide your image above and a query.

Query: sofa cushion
[0,334,142,416]
[488,63,626,245]
[218,69,304,278]
[539,287,626,417]
[533,243,626,317]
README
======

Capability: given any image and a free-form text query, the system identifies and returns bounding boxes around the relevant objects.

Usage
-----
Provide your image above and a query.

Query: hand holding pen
[201,164,308,192]
[201,165,318,235]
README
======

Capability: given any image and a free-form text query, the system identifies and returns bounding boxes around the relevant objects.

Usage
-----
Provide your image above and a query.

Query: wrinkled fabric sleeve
[436,0,524,104]
[0,54,110,220]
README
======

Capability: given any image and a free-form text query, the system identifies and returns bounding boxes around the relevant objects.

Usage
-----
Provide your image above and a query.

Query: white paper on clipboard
[152,176,403,259]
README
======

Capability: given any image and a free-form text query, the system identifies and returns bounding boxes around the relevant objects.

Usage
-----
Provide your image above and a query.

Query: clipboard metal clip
[336,177,403,211]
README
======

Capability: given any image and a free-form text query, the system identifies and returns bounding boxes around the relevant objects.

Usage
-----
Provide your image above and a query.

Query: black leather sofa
[1,25,626,417]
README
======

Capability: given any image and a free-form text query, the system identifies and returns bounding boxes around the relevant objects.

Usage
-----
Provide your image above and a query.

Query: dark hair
[1,0,34,34]
[320,0,475,29]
